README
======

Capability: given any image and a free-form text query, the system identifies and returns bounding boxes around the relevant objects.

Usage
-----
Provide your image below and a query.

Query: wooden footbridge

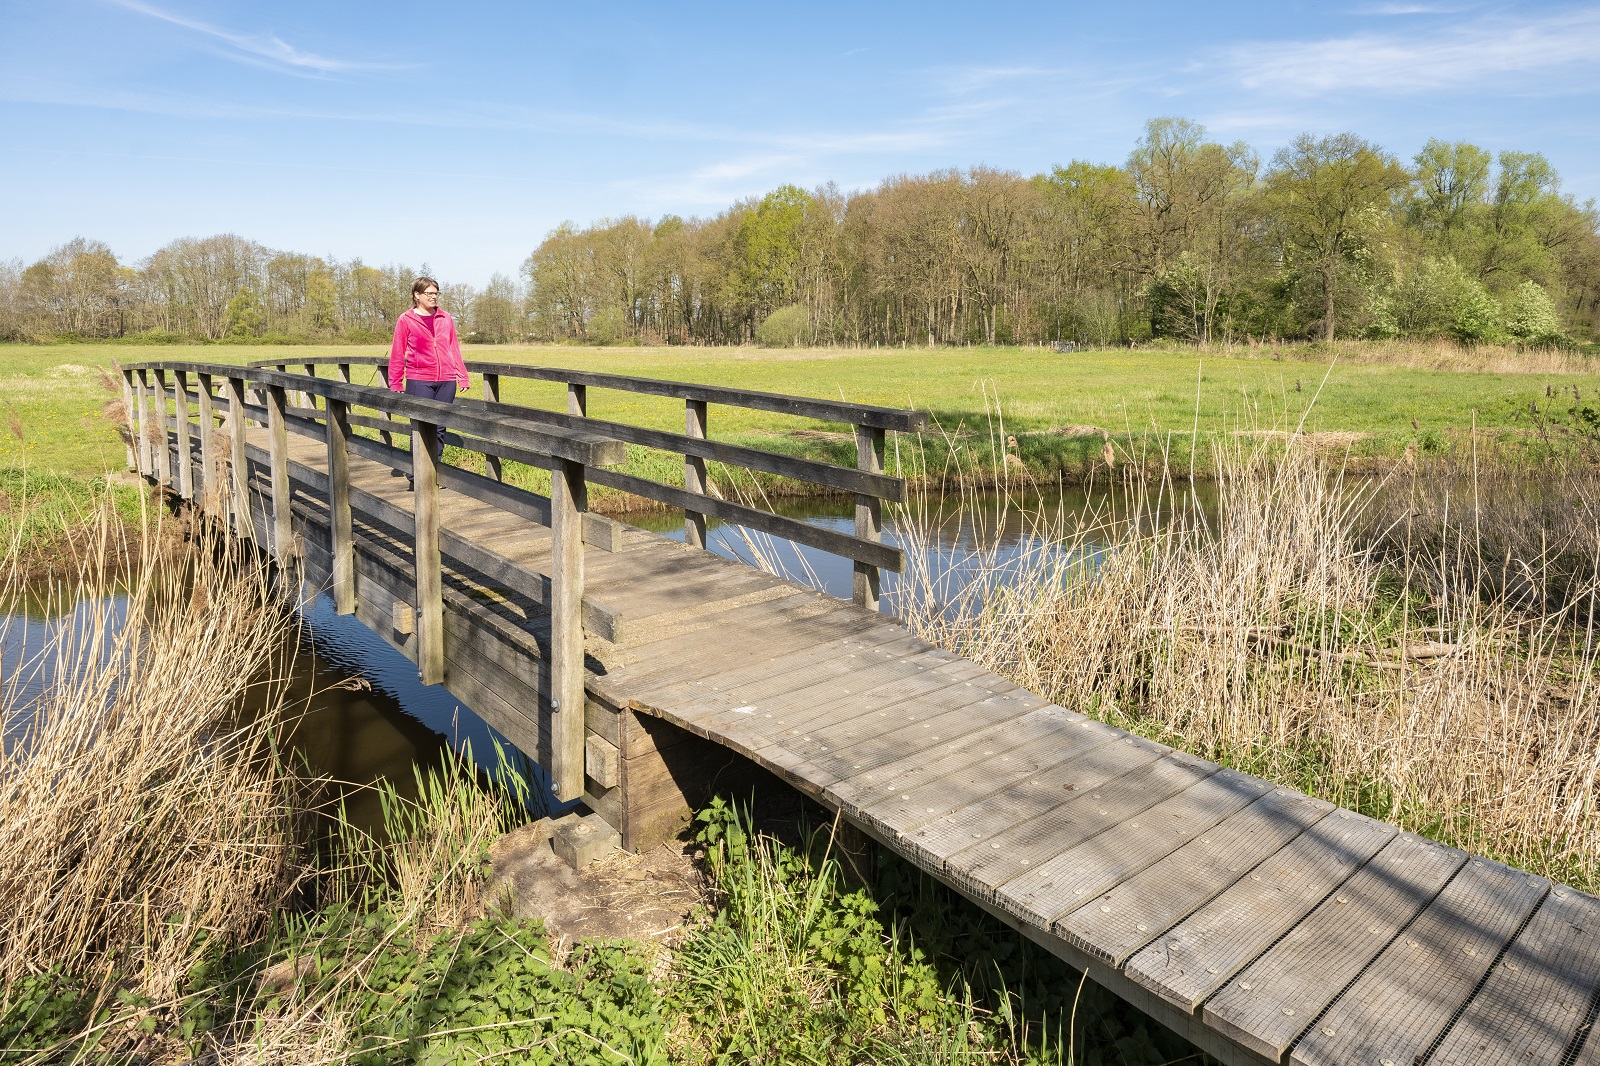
[121,355,1600,1066]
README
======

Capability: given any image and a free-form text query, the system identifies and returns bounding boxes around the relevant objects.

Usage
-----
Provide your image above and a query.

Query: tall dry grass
[1218,336,1598,374]
[0,494,303,1020]
[896,437,1600,889]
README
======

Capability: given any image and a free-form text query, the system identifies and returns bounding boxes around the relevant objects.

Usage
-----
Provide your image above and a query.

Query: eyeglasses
[419,291,439,298]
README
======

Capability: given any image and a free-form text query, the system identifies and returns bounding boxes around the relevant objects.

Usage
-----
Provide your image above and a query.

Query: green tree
[1264,133,1409,340]
[471,272,521,343]
[223,288,265,338]
[1506,280,1563,343]
[1409,140,1491,244]
[731,185,812,332]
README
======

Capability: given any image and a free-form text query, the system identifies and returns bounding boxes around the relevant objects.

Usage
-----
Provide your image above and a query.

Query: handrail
[248,354,922,610]
[249,354,928,432]
[124,360,624,468]
[120,359,609,800]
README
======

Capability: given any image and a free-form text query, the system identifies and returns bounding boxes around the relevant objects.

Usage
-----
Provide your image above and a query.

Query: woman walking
[388,277,469,487]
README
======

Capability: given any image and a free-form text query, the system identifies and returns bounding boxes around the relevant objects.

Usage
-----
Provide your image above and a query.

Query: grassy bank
[5,341,1599,501]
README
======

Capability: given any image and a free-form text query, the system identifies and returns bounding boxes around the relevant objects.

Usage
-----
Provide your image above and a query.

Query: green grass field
[3,341,1597,481]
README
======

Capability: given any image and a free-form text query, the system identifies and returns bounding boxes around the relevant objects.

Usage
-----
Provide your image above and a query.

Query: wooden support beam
[225,376,255,541]
[266,384,292,562]
[174,370,195,501]
[119,368,137,471]
[684,398,708,550]
[550,455,588,801]
[412,418,445,685]
[325,397,355,615]
[197,373,217,517]
[568,382,587,417]
[336,363,352,384]
[854,424,885,611]
[483,373,503,481]
[131,369,151,476]
[151,369,172,486]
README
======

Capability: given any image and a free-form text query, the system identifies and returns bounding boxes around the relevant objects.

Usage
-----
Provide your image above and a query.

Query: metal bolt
[1282,1008,1295,1016]
[1101,905,1111,912]
[1336,896,1349,904]
[1240,981,1253,990]
[1321,1027,1335,1037]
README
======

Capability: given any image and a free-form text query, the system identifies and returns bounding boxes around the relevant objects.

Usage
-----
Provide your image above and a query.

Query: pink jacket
[387,308,469,391]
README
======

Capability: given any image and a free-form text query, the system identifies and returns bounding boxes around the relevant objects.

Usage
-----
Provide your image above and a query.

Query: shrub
[1506,280,1566,345]
[755,304,810,347]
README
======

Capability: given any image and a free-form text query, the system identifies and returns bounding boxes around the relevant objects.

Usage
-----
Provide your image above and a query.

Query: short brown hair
[412,276,440,307]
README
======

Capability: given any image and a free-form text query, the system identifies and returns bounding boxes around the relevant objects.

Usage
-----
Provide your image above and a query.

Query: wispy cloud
[106,0,397,76]
[1220,7,1600,94]
[1351,2,1473,14]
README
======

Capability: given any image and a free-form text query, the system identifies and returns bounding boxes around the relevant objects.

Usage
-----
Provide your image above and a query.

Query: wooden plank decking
[137,369,1600,1066]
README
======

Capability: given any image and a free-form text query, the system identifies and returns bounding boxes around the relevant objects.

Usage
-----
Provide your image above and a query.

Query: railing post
[854,425,885,611]
[412,418,445,685]
[684,399,708,550]
[483,373,503,481]
[301,363,318,408]
[132,369,151,477]
[567,382,587,417]
[197,373,217,517]
[326,397,355,615]
[152,369,172,487]
[336,363,352,385]
[266,383,293,562]
[119,368,137,471]
[225,376,255,542]
[174,370,195,501]
[550,454,588,801]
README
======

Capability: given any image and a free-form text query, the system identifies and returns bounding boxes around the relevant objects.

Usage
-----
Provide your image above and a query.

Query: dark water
[3,487,1172,822]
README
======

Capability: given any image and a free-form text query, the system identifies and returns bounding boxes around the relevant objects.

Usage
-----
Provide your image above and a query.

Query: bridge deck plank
[1056,789,1334,970]
[1288,858,1549,1066]
[1202,831,1467,1062]
[941,752,1219,904]
[1443,888,1600,1066]
[1126,810,1396,1014]
[993,770,1274,928]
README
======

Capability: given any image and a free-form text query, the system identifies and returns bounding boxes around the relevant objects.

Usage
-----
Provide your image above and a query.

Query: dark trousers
[403,379,456,482]
[404,378,456,453]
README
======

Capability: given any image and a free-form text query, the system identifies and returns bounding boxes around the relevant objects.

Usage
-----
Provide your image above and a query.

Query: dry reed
[1221,336,1598,374]
[0,493,302,1009]
[896,436,1600,889]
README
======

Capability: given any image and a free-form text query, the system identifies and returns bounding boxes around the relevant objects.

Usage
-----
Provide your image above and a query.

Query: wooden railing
[120,359,625,800]
[252,356,928,611]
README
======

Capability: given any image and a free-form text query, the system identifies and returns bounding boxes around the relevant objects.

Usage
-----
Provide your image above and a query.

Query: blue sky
[4,0,1598,285]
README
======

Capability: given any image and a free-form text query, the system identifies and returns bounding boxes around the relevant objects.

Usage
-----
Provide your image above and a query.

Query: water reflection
[623,483,1221,608]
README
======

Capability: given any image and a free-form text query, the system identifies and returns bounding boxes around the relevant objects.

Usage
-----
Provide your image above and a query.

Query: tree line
[6,119,1597,348]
